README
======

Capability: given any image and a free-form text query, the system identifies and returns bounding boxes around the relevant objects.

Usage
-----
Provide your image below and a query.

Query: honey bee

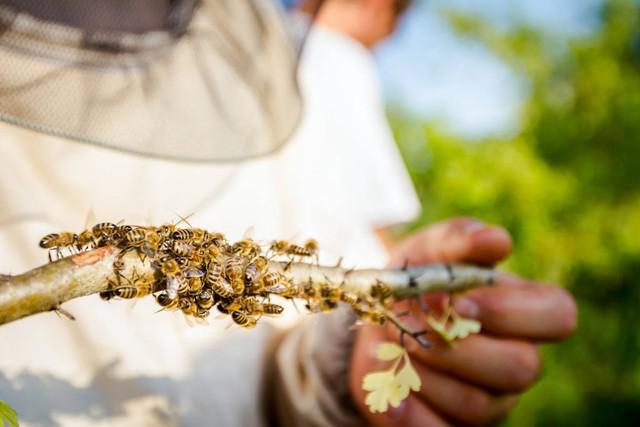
[262,303,285,315]
[133,270,155,296]
[187,276,204,295]
[279,282,301,299]
[188,248,206,267]
[165,276,186,299]
[259,272,290,294]
[319,283,341,302]
[357,306,386,325]
[339,290,360,306]
[190,228,210,247]
[206,232,227,248]
[196,289,215,309]
[160,258,181,277]
[370,280,392,302]
[205,262,233,297]
[303,239,319,254]
[269,240,290,256]
[196,307,211,320]
[175,257,190,270]
[225,256,245,295]
[155,291,178,310]
[242,297,284,316]
[269,239,319,261]
[171,229,193,241]
[230,239,261,258]
[105,269,155,299]
[305,299,338,313]
[111,286,140,299]
[244,256,268,289]
[176,277,190,296]
[99,277,119,301]
[123,227,147,247]
[92,222,118,238]
[183,266,204,279]
[141,229,163,259]
[178,297,197,316]
[217,298,242,314]
[39,232,79,261]
[231,310,257,328]
[158,223,177,239]
[203,244,223,262]
[211,278,234,299]
[287,239,318,258]
[75,229,101,252]
[172,240,194,258]
[303,280,318,299]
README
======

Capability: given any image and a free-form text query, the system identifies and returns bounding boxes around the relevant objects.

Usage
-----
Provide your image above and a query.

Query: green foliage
[390,0,640,424]
[0,401,18,427]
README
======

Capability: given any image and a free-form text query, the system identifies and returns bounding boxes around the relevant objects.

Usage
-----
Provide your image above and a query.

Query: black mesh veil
[0,0,303,162]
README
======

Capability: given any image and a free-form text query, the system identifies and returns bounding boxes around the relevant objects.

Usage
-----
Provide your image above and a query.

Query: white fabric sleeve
[268,308,368,427]
[299,28,421,230]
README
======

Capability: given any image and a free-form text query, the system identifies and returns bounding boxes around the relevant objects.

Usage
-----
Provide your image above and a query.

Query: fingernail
[463,221,486,235]
[454,297,479,318]
[387,399,410,422]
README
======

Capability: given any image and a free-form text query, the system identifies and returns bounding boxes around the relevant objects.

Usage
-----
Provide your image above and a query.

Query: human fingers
[385,316,541,393]
[453,275,577,340]
[389,217,512,267]
[350,325,451,427]
[414,363,519,426]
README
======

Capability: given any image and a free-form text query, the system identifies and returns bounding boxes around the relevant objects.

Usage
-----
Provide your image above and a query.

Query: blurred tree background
[389,0,640,424]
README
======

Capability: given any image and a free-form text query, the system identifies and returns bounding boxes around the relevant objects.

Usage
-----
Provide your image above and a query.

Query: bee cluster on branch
[38,223,428,342]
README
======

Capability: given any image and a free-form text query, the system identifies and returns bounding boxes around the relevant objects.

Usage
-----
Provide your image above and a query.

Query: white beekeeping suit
[0,1,419,426]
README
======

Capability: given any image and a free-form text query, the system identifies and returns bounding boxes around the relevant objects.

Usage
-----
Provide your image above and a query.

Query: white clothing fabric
[0,22,419,427]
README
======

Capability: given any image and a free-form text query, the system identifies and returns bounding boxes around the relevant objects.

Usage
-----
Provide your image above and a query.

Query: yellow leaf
[363,370,400,413]
[362,370,395,392]
[426,316,455,342]
[376,342,405,361]
[448,316,482,339]
[394,355,422,392]
[387,383,410,408]
[364,386,390,413]
[362,341,423,414]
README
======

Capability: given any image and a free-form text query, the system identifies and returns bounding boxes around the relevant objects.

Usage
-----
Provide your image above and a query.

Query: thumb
[389,217,512,267]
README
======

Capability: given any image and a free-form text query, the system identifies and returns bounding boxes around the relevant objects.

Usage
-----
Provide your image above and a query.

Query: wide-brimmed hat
[0,0,303,162]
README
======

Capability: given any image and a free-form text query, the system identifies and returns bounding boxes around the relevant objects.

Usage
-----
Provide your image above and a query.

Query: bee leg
[52,306,76,321]
[284,257,294,271]
[290,298,301,314]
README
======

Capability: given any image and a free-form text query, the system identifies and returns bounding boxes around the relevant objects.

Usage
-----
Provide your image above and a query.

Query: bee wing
[289,298,301,314]
[184,267,204,278]
[265,283,288,294]
[183,312,198,328]
[220,278,234,294]
[166,277,180,299]
[126,298,139,312]
[241,225,255,239]
[84,208,97,230]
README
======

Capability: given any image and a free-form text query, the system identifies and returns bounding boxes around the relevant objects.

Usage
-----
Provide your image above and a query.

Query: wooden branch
[0,247,495,326]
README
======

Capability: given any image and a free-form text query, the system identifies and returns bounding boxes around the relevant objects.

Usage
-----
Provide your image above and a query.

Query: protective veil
[0,0,303,162]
